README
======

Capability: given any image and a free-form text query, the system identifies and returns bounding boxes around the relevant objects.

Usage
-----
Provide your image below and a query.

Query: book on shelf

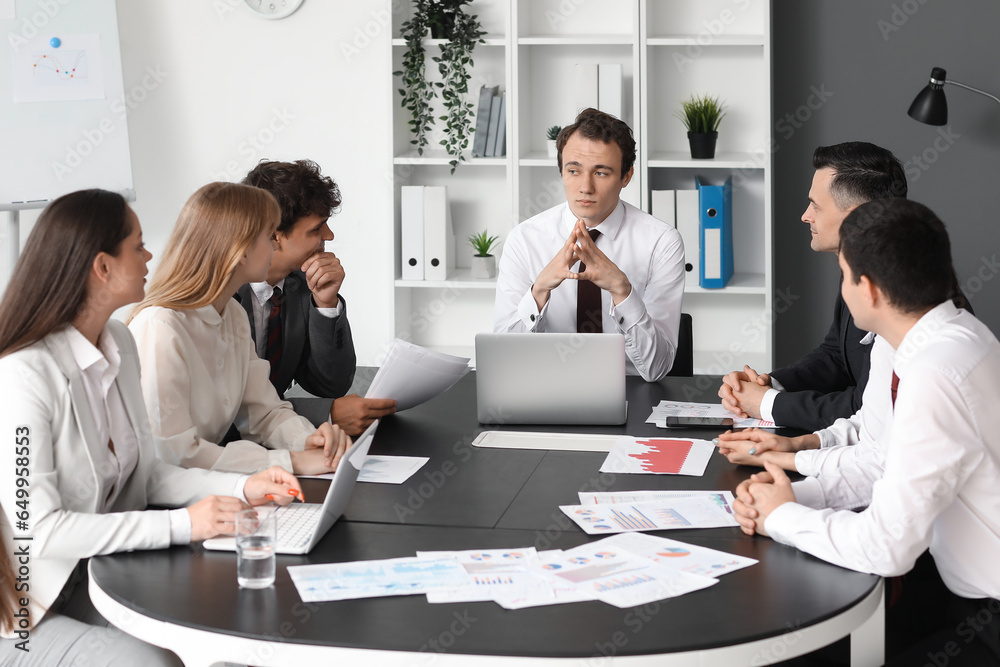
[472,85,499,158]
[598,63,623,119]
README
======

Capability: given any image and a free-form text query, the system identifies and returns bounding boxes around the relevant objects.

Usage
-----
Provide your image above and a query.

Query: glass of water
[236,508,276,589]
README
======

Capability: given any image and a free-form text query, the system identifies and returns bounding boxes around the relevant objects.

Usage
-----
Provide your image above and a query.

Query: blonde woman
[0,190,302,664]
[129,182,349,475]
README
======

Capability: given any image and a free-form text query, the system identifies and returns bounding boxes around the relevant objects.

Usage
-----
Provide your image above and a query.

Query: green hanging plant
[394,0,486,173]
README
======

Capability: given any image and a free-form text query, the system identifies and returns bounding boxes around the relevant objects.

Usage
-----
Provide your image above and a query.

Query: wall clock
[244,0,304,20]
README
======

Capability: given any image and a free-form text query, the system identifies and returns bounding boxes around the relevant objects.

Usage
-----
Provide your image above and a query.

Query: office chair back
[667,313,693,377]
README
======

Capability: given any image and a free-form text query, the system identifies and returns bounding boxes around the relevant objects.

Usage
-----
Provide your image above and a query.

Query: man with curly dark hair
[240,160,395,435]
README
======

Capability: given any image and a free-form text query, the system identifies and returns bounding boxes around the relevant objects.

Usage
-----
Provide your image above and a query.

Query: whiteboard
[0,0,133,210]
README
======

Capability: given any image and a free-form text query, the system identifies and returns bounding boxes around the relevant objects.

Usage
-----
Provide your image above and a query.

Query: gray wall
[772,0,1000,366]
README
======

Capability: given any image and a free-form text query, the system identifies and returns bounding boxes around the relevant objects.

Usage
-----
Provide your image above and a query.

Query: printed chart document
[533,541,716,608]
[288,556,469,602]
[560,495,739,535]
[579,490,737,509]
[303,455,429,485]
[599,436,715,476]
[600,533,757,578]
[416,548,553,604]
[647,400,778,429]
[366,339,470,411]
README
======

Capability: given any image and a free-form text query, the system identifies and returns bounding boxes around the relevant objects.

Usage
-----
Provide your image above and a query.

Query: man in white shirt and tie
[726,198,1000,665]
[493,108,686,381]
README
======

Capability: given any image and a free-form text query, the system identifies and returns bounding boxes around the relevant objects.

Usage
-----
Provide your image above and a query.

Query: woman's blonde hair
[131,182,279,317]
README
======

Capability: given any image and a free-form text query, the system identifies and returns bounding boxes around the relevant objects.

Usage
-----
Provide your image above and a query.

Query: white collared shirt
[249,278,340,360]
[766,302,1000,599]
[494,200,685,381]
[66,325,191,543]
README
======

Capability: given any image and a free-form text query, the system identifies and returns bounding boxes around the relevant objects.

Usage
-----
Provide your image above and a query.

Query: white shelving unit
[390,0,772,373]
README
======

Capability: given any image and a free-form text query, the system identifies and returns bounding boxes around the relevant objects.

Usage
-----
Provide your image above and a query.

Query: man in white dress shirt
[494,108,685,381]
[729,199,1000,665]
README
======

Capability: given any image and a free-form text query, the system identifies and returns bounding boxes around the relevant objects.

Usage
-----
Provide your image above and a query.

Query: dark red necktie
[891,371,899,409]
[265,286,283,383]
[576,228,603,334]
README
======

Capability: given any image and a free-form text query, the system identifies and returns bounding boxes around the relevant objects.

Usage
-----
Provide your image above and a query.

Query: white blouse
[129,300,316,473]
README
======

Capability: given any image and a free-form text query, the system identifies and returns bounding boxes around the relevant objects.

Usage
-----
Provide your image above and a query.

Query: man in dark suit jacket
[719,142,905,431]
[240,160,396,436]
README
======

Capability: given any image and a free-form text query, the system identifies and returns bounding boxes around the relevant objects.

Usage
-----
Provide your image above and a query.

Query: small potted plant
[546,125,562,158]
[676,94,726,159]
[468,230,500,279]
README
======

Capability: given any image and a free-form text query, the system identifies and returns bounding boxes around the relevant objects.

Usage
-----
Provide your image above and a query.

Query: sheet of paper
[365,339,470,411]
[599,436,714,476]
[357,455,428,484]
[535,541,716,608]
[287,556,469,602]
[495,550,594,609]
[579,490,736,507]
[415,547,549,603]
[646,400,778,429]
[600,532,758,578]
[11,34,106,102]
[560,496,739,535]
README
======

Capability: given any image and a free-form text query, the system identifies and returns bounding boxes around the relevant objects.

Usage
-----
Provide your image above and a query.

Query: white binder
[598,63,623,119]
[423,186,454,281]
[400,186,424,280]
[650,190,676,227]
[675,189,700,287]
[574,64,599,113]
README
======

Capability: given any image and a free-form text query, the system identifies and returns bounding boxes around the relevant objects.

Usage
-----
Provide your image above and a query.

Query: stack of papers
[365,339,470,411]
[560,490,739,535]
[599,436,716,476]
[287,534,756,608]
[646,400,779,429]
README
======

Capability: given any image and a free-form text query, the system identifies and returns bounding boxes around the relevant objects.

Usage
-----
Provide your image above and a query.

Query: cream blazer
[0,321,242,632]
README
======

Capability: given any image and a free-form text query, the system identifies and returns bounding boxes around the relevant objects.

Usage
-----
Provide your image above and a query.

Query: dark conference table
[90,373,884,666]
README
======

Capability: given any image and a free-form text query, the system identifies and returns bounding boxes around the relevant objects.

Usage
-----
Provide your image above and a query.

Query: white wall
[2,0,395,366]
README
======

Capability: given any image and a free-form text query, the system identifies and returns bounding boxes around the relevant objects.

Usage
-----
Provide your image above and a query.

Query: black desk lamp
[908,67,1000,125]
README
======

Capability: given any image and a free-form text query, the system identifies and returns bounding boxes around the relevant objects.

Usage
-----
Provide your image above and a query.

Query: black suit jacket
[770,284,974,432]
[769,291,869,431]
[235,271,356,399]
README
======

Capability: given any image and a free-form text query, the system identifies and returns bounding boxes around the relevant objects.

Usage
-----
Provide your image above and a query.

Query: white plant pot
[546,139,558,158]
[470,255,496,279]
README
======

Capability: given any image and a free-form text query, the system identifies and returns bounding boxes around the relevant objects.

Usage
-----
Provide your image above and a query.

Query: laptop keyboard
[275,503,322,550]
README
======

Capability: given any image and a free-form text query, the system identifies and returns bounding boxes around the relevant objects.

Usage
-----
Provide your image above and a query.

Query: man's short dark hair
[813,142,907,209]
[242,159,342,234]
[839,198,954,314]
[556,108,636,176]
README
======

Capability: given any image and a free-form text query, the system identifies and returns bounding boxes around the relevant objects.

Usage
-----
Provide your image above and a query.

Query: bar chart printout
[599,436,715,476]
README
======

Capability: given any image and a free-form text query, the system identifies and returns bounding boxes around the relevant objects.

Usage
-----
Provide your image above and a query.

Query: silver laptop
[204,420,377,555]
[475,333,627,425]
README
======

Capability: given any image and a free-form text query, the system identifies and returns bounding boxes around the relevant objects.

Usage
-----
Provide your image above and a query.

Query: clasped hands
[718,365,772,419]
[531,219,632,311]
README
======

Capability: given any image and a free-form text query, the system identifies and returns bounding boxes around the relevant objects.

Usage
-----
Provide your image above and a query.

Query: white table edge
[89,563,884,667]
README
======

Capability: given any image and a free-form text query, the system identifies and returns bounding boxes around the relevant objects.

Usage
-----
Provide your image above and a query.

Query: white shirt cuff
[609,287,642,331]
[517,289,545,331]
[234,474,252,503]
[269,449,294,474]
[168,508,192,544]
[759,387,780,422]
[315,303,342,319]
[764,501,816,547]
[794,449,822,477]
[790,477,826,509]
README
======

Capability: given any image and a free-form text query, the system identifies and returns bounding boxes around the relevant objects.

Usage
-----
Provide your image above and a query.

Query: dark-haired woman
[0,190,302,665]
